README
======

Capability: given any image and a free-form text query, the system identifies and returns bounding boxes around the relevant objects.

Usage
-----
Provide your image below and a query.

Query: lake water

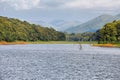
[0,44,120,80]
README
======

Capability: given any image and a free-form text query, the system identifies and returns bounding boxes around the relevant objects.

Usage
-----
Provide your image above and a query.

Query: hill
[50,20,81,31]
[65,14,120,33]
[29,20,81,31]
[95,20,120,44]
[0,16,65,42]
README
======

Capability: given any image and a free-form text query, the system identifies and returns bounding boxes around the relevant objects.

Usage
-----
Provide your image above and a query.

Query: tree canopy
[95,20,120,43]
[0,16,66,42]
[65,32,94,41]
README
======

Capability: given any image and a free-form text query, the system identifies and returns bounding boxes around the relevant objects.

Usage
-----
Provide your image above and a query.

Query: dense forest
[66,20,120,44]
[94,20,120,44]
[65,32,94,41]
[0,16,66,42]
[1,16,120,43]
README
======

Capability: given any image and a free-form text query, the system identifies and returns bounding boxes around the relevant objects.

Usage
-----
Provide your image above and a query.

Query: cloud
[39,0,69,8]
[38,0,120,11]
[63,0,120,10]
[0,0,120,11]
[0,0,40,10]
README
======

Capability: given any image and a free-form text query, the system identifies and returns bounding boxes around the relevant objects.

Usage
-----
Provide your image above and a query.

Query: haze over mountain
[65,14,120,33]
[28,14,120,33]
[1,0,120,34]
[28,20,81,31]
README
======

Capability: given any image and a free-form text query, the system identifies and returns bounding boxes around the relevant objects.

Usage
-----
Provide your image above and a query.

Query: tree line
[65,32,94,41]
[1,16,119,43]
[94,20,120,44]
[65,20,120,44]
[0,16,65,42]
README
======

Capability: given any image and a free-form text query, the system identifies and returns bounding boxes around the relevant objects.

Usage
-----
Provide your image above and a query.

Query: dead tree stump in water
[79,43,82,50]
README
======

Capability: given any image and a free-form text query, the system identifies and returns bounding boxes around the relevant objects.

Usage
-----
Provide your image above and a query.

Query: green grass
[0,41,97,45]
[27,41,97,44]
[114,44,120,47]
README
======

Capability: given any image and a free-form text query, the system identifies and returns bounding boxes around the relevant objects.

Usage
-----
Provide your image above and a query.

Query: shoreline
[0,41,27,45]
[92,44,120,48]
[0,41,119,48]
[0,41,97,45]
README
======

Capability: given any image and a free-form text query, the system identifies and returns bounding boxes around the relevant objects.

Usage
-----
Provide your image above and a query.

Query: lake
[0,44,120,80]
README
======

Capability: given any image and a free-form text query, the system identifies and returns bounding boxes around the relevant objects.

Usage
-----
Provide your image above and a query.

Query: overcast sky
[0,0,120,23]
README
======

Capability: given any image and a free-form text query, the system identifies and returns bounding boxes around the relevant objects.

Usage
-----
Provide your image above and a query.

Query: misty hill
[0,16,65,42]
[50,20,81,31]
[65,14,120,33]
[28,20,81,31]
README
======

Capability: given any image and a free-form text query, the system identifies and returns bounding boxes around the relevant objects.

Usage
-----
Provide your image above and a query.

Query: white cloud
[0,0,40,10]
[0,0,120,10]
[63,0,120,10]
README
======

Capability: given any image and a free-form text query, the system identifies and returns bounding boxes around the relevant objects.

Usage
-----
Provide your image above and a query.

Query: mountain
[65,14,120,33]
[50,20,81,31]
[28,20,81,31]
[28,20,54,28]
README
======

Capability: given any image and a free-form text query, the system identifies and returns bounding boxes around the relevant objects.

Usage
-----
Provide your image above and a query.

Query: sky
[0,0,120,23]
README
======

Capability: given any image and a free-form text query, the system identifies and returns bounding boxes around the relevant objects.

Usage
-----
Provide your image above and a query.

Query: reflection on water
[0,44,120,80]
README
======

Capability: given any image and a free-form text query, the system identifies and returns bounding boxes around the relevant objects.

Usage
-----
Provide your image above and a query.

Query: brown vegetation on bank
[92,44,119,47]
[0,41,27,45]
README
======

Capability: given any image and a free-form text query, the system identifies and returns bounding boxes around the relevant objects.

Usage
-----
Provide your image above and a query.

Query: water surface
[0,44,120,80]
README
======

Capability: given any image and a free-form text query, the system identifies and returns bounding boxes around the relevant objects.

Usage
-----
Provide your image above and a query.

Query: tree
[97,21,118,43]
[0,16,66,42]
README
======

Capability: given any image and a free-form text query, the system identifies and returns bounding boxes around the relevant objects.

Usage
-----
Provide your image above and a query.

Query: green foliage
[0,16,66,42]
[96,20,120,44]
[65,32,94,41]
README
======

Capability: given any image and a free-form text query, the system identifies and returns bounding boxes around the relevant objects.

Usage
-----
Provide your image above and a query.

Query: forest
[0,16,65,42]
[0,16,120,44]
[94,20,120,44]
[67,20,120,44]
[65,32,94,41]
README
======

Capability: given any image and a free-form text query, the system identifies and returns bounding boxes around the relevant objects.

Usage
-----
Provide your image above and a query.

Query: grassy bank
[28,41,97,44]
[0,41,97,45]
[2,41,120,48]
[27,41,78,44]
[0,41,27,45]
[93,44,120,48]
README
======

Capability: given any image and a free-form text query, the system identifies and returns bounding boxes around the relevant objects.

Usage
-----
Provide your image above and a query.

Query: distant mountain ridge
[28,20,81,31]
[65,14,120,33]
[50,20,81,31]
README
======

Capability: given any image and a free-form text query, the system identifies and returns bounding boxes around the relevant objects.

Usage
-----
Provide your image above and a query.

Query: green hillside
[0,16,65,42]
[95,20,120,44]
